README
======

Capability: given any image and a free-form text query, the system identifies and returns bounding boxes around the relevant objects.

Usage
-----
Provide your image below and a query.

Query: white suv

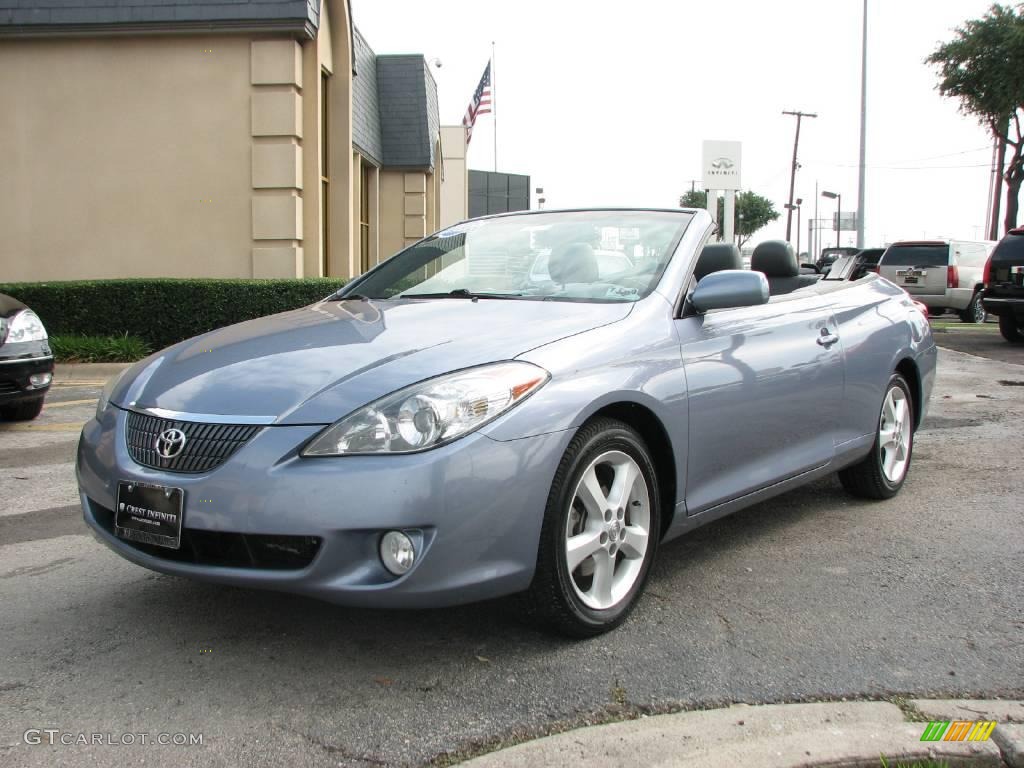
[877,239,995,323]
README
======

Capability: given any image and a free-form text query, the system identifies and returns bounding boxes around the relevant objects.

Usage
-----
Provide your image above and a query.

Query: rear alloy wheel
[959,292,986,324]
[522,418,660,637]
[839,373,914,500]
[999,313,1024,343]
[0,396,44,421]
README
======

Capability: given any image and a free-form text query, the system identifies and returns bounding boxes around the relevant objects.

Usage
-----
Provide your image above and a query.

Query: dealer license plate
[115,481,184,550]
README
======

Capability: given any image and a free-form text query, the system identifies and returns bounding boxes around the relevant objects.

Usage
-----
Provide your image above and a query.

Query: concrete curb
[458,700,1022,768]
[54,362,130,383]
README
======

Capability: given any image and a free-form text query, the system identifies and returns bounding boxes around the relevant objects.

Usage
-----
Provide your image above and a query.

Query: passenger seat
[751,240,821,295]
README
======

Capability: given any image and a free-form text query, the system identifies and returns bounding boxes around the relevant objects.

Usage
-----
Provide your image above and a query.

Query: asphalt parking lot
[1,344,1022,768]
[929,316,1024,365]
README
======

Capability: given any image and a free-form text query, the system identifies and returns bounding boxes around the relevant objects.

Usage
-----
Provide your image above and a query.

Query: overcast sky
[352,0,999,251]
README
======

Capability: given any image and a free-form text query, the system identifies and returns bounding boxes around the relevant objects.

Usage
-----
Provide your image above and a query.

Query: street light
[822,190,841,248]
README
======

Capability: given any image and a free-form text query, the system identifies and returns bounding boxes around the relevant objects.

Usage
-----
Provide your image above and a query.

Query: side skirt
[662,433,874,543]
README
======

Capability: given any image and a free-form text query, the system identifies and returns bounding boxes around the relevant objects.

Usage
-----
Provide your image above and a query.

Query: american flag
[462,61,492,144]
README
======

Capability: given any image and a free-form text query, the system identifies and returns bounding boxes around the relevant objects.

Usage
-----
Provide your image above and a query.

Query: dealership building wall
[0,0,465,282]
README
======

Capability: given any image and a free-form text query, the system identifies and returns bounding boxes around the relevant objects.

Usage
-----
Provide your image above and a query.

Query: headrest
[751,240,799,278]
[548,243,598,284]
[694,243,743,281]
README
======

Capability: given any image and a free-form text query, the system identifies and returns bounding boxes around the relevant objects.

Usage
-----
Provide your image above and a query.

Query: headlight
[302,361,549,456]
[96,368,129,420]
[5,310,48,343]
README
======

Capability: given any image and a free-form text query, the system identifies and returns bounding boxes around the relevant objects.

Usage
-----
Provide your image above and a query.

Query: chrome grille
[125,411,262,474]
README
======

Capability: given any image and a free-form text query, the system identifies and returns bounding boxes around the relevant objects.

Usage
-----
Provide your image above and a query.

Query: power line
[814,161,990,171]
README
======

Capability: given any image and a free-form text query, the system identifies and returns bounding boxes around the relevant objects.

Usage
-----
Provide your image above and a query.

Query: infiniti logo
[155,428,187,460]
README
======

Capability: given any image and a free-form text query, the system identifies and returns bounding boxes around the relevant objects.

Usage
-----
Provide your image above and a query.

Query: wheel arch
[894,357,923,430]
[582,401,678,538]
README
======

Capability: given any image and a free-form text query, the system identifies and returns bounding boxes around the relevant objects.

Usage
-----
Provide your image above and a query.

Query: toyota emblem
[155,428,187,460]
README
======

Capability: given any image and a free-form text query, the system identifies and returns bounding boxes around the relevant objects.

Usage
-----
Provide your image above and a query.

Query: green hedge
[0,278,346,350]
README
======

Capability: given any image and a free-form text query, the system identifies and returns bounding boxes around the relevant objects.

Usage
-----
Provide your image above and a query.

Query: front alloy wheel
[523,418,660,637]
[565,450,651,610]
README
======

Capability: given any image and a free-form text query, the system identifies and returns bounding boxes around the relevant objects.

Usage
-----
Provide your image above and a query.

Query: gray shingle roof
[0,1,319,36]
[351,27,383,166]
[376,55,436,169]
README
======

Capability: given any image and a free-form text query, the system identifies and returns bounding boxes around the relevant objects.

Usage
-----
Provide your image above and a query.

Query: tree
[679,190,780,247]
[927,4,1024,234]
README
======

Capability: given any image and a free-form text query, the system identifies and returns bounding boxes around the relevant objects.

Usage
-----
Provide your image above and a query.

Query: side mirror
[691,269,769,313]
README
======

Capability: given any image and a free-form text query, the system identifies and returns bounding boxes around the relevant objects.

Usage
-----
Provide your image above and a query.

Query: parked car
[0,292,54,421]
[981,227,1024,342]
[877,239,995,323]
[815,246,859,273]
[817,247,886,282]
[77,209,936,637]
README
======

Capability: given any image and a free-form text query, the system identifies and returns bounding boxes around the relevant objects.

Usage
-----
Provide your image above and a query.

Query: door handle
[817,328,839,347]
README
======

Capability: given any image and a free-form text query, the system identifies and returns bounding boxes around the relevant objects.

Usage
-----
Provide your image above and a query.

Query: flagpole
[491,40,497,173]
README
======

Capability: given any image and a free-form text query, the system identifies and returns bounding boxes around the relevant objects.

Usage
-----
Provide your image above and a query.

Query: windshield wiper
[329,292,371,301]
[398,288,523,299]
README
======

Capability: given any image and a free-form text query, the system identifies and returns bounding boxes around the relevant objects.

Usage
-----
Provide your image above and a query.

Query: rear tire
[0,396,45,421]
[839,373,914,500]
[999,313,1024,343]
[959,292,986,324]
[521,417,661,638]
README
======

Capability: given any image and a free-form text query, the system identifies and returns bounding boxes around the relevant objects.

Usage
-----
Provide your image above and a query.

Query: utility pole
[856,0,868,248]
[783,110,817,243]
[991,131,1007,239]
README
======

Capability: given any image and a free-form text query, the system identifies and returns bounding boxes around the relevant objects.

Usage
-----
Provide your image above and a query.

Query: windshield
[880,244,949,267]
[347,211,692,303]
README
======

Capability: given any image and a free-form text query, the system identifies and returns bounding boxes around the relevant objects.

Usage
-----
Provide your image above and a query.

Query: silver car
[77,209,936,636]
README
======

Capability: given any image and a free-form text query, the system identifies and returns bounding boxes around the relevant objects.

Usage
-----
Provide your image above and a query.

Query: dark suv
[982,227,1024,342]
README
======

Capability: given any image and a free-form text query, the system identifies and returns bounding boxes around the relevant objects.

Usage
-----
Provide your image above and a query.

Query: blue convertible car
[77,209,935,636]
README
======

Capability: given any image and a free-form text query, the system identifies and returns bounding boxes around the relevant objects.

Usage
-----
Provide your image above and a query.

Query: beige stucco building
[0,0,468,282]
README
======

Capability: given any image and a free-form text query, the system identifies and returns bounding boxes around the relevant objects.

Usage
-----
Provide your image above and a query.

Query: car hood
[113,298,632,425]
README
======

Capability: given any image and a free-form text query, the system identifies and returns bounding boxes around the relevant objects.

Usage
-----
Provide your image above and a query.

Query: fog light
[29,373,52,388]
[380,531,416,576]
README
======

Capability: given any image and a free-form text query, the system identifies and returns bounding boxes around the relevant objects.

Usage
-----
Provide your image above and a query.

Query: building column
[250,40,303,278]
[403,172,427,247]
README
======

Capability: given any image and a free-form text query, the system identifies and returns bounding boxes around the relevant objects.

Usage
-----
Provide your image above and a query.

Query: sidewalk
[459,699,1024,768]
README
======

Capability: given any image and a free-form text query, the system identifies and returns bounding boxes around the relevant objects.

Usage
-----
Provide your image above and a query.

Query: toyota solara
[77,209,936,636]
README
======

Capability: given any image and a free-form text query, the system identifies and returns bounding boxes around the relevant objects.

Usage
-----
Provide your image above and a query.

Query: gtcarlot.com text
[23,729,203,747]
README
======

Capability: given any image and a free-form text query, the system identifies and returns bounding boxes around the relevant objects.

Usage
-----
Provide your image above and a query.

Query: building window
[360,161,371,273]
[321,69,330,276]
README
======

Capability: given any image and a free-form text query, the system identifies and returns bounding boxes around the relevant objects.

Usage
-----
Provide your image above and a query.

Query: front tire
[0,396,44,421]
[959,292,986,324]
[522,417,661,637]
[839,373,914,500]
[999,313,1024,343]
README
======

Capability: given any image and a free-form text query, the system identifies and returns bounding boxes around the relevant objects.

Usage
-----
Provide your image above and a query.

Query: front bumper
[77,405,573,608]
[0,343,53,405]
